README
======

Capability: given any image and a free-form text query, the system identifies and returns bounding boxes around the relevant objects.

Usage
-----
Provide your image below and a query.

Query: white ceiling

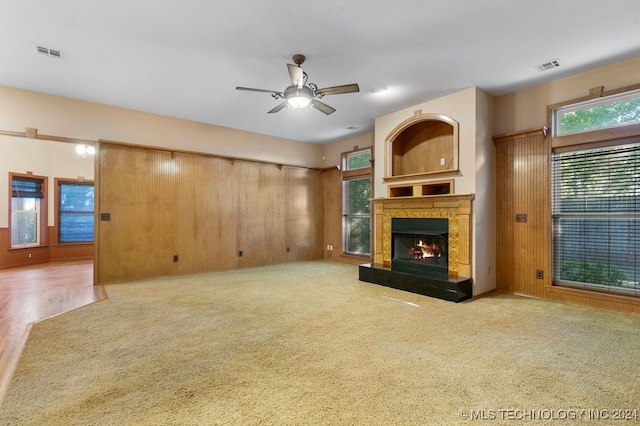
[2,1,640,144]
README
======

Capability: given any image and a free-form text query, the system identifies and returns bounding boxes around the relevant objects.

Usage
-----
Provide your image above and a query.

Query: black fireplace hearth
[359,263,472,303]
[359,217,472,302]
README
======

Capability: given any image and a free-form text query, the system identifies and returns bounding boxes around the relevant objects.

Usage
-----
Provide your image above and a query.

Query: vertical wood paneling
[236,162,286,268]
[285,167,323,261]
[393,121,454,175]
[321,167,344,262]
[495,130,550,296]
[96,143,323,284]
[172,154,238,274]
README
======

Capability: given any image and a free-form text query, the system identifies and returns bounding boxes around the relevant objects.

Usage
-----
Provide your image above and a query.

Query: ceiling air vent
[536,58,560,72]
[34,44,64,60]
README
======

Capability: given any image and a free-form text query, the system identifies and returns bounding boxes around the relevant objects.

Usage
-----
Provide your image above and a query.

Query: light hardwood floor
[0,260,105,404]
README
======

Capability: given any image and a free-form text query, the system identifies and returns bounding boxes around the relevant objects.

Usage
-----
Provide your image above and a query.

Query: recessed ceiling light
[346,126,359,131]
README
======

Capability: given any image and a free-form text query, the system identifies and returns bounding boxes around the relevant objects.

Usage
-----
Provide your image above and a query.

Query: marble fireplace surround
[372,194,474,278]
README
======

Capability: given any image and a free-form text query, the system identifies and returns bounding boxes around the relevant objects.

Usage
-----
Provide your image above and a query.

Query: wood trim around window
[547,82,640,151]
[53,177,94,245]
[8,172,48,248]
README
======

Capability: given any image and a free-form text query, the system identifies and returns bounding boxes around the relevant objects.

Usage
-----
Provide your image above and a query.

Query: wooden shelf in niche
[387,179,453,198]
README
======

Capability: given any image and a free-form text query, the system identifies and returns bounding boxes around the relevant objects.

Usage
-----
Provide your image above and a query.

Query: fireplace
[358,194,474,303]
[391,218,448,277]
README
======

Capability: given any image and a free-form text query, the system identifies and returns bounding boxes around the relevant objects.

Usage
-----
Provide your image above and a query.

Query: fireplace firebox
[391,218,448,277]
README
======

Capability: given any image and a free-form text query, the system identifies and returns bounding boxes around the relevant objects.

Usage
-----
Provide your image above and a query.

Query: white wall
[0,85,324,169]
[473,88,497,294]
[0,135,94,227]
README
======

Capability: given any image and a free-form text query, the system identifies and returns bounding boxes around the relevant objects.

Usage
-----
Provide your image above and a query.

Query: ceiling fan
[236,54,359,115]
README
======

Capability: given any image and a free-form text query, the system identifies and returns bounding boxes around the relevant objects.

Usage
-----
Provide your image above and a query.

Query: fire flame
[412,240,441,259]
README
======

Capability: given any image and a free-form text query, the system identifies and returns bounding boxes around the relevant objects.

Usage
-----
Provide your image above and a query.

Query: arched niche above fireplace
[384,111,459,181]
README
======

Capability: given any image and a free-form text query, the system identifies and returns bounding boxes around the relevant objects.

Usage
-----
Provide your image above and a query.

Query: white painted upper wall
[0,85,324,169]
[495,56,640,135]
[0,135,94,227]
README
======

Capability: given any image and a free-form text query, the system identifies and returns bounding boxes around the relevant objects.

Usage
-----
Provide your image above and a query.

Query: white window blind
[551,143,640,296]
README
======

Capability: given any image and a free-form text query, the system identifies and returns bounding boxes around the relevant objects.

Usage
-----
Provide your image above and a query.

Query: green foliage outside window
[561,261,627,287]
[558,95,640,135]
[345,151,371,170]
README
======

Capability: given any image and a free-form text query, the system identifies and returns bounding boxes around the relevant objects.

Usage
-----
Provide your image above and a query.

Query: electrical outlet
[440,158,445,166]
[327,245,333,251]
[173,255,179,263]
[286,247,290,253]
[536,270,544,279]
[238,250,243,257]
[516,214,527,223]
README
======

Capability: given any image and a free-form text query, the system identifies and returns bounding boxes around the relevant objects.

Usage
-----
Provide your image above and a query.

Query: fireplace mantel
[372,194,474,277]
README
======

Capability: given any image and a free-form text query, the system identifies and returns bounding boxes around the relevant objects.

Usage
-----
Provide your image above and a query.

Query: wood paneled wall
[95,143,323,284]
[495,129,550,296]
[0,227,92,270]
[495,129,640,314]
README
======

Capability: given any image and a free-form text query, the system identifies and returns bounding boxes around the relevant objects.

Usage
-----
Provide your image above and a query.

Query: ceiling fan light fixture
[287,94,311,109]
[237,54,358,115]
[284,85,313,109]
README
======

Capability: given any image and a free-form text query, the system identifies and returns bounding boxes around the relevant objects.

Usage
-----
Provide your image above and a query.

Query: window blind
[551,143,639,295]
[342,177,371,255]
[12,177,44,198]
[59,183,94,243]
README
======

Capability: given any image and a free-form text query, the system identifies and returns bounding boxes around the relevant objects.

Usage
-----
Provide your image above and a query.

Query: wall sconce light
[76,144,96,158]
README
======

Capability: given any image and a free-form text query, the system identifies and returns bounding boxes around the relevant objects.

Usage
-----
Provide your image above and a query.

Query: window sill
[9,245,48,251]
[54,242,94,247]
[546,284,640,306]
[341,253,371,261]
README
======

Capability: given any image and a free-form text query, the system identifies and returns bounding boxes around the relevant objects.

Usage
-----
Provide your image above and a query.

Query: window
[58,181,94,243]
[552,142,640,296]
[10,174,46,248]
[342,149,372,256]
[553,88,640,136]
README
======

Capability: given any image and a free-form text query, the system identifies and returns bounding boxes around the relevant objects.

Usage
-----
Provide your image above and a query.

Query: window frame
[9,172,48,249]
[549,85,640,297]
[552,88,640,137]
[54,178,95,245]
[341,147,372,257]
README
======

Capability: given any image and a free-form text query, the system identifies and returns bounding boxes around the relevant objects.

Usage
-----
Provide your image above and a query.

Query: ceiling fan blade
[287,64,304,88]
[311,99,336,115]
[236,86,283,97]
[316,83,360,96]
[267,101,288,114]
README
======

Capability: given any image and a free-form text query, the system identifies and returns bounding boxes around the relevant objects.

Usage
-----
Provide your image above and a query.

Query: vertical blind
[551,143,639,295]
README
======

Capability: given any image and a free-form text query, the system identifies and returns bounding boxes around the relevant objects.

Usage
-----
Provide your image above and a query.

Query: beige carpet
[1,261,639,425]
